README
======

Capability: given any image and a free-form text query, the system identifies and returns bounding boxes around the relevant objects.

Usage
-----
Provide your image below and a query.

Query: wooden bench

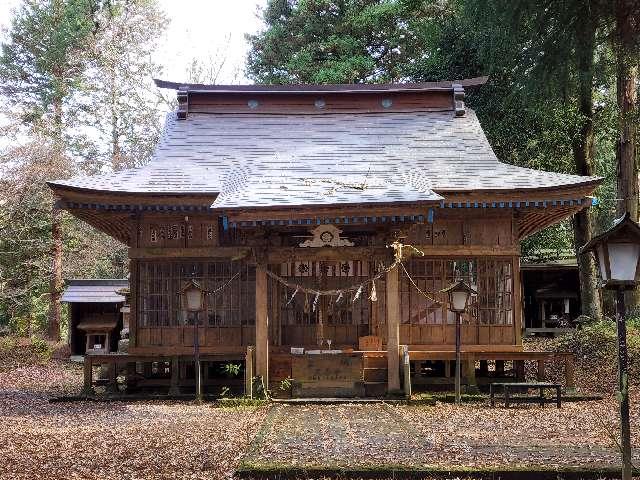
[490,382,561,408]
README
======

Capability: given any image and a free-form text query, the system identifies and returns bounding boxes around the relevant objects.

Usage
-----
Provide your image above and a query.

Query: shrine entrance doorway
[267,260,388,350]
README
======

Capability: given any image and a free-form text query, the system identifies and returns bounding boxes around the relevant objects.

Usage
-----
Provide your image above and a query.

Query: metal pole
[616,288,632,480]
[455,311,461,405]
[194,311,202,403]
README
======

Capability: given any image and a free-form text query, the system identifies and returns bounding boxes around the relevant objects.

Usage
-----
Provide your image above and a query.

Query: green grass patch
[236,461,634,479]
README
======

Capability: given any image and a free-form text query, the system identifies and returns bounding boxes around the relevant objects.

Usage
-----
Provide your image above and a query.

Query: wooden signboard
[291,354,364,397]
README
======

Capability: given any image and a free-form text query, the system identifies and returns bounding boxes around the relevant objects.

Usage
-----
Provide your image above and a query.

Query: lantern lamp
[181,279,206,312]
[579,212,640,291]
[441,280,477,312]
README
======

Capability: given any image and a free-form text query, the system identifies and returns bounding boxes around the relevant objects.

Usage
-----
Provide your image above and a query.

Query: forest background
[0,0,638,339]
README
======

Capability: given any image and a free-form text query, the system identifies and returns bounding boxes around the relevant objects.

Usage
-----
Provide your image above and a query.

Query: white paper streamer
[286,286,300,306]
[353,284,363,302]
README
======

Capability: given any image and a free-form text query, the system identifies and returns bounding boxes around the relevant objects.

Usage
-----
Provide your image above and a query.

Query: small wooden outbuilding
[62,279,127,355]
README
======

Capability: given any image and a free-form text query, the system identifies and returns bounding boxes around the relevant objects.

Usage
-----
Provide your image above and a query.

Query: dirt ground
[2,350,640,479]
[0,360,267,480]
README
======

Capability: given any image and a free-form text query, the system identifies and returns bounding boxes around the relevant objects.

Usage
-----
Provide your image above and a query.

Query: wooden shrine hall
[48,77,597,397]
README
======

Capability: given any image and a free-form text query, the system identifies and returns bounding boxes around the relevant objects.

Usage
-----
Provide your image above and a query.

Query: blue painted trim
[427,208,434,223]
[591,197,599,206]
[222,217,229,231]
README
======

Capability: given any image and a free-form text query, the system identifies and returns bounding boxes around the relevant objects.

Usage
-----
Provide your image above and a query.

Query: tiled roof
[49,109,600,208]
[61,279,127,303]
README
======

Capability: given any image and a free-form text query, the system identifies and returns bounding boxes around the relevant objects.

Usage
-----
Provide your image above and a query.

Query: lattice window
[401,257,513,326]
[137,260,255,327]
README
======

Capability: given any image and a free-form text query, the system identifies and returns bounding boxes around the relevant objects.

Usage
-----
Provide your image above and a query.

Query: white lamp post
[441,280,477,405]
[580,211,640,480]
[181,279,206,403]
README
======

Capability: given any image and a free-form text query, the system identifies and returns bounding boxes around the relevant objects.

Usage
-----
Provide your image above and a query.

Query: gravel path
[245,401,640,471]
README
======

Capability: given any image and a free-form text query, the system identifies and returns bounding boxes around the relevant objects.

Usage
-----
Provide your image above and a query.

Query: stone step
[364,382,387,397]
[363,367,387,383]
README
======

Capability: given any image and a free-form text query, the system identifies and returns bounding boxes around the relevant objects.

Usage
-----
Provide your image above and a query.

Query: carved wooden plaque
[358,335,383,351]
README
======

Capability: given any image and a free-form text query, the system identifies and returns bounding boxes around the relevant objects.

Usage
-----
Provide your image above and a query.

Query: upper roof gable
[154,77,484,118]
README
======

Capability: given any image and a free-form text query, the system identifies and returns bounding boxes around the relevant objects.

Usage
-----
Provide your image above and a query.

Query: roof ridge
[154,77,489,93]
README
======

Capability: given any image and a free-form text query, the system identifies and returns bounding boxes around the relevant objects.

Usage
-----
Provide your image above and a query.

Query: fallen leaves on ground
[0,360,267,480]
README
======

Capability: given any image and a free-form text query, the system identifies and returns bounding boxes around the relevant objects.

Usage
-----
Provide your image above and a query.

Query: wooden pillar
[401,345,411,397]
[126,362,137,392]
[129,259,138,347]
[515,360,526,381]
[513,255,523,345]
[245,346,254,398]
[537,359,546,381]
[495,360,505,377]
[83,356,94,396]
[465,357,477,392]
[565,355,575,391]
[106,361,118,394]
[169,356,180,395]
[386,267,401,392]
[255,266,269,387]
[479,360,489,377]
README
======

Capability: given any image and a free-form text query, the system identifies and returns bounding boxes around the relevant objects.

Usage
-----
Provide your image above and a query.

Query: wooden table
[490,382,561,408]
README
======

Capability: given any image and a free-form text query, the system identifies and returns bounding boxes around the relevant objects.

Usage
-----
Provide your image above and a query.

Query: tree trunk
[47,203,63,341]
[615,0,639,311]
[572,17,602,319]
[615,61,638,221]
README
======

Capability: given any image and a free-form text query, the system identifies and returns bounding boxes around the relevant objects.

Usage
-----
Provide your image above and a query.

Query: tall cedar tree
[0,0,166,337]
[80,0,167,171]
[0,0,96,340]
[613,0,639,221]
[247,0,607,318]
[466,0,607,319]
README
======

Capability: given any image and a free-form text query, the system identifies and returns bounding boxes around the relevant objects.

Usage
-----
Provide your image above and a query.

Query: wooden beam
[266,245,520,264]
[255,266,269,386]
[408,350,572,361]
[129,246,250,259]
[386,267,401,392]
[127,345,248,356]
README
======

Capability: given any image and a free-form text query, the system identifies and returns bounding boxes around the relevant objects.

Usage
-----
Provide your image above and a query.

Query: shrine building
[48,77,599,397]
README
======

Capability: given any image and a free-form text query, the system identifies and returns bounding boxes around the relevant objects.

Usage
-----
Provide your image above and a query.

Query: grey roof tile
[50,110,599,207]
[61,279,127,303]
